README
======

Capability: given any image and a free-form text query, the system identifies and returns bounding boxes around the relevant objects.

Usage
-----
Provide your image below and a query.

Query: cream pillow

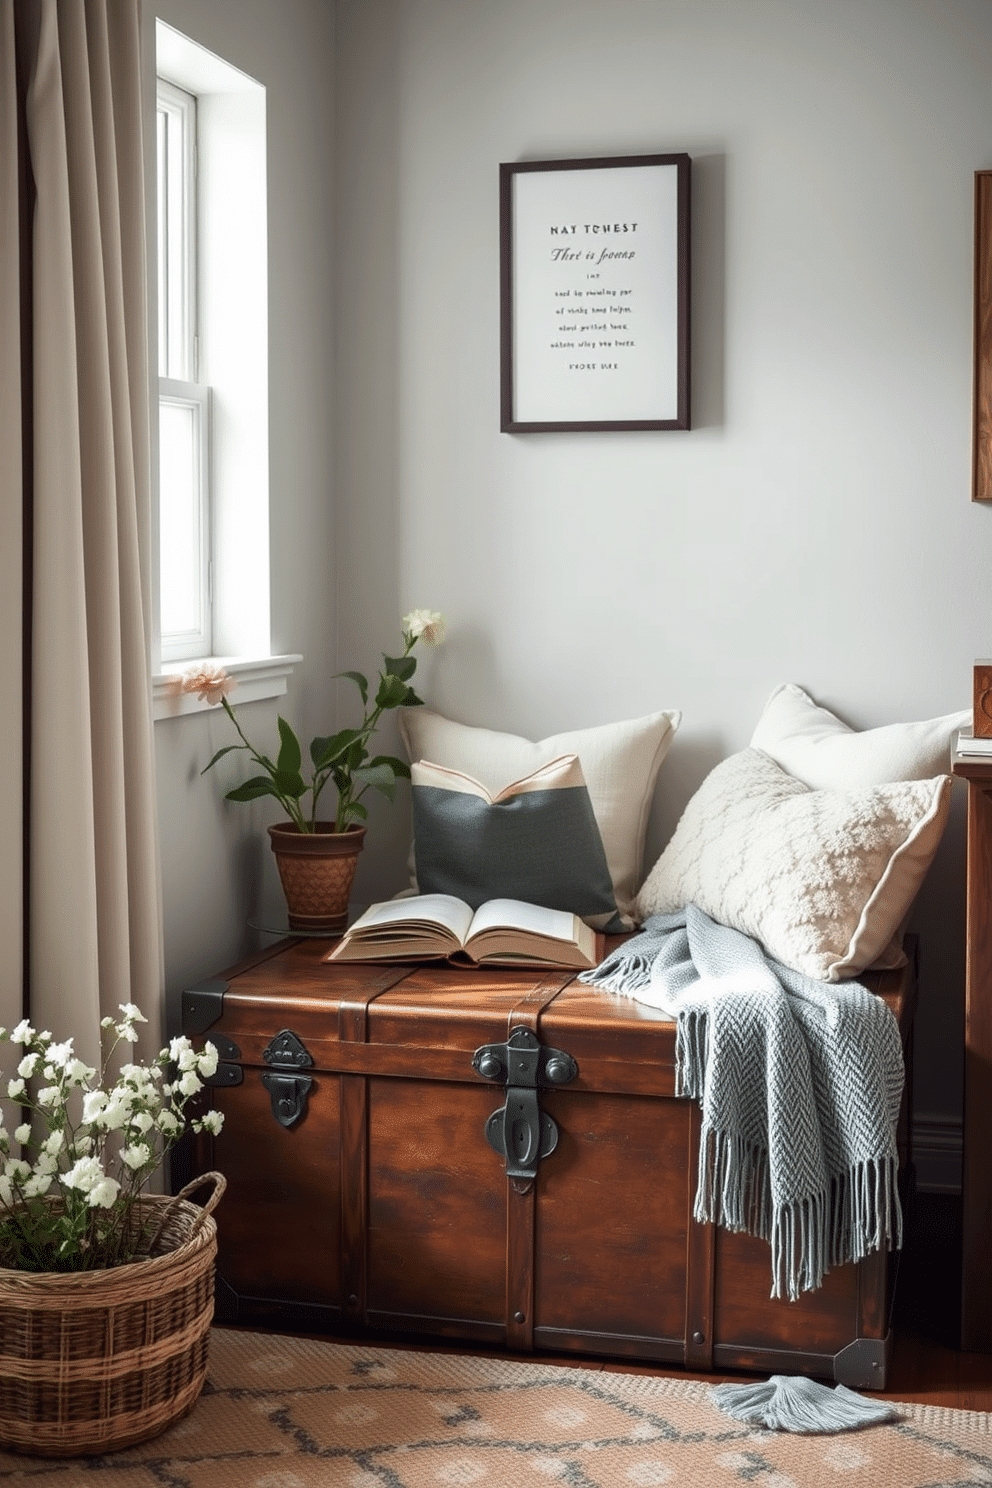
[399,708,681,923]
[750,683,969,789]
[635,747,952,981]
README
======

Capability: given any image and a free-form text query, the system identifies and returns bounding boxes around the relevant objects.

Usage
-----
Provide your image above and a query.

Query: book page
[348,894,474,943]
[468,898,578,943]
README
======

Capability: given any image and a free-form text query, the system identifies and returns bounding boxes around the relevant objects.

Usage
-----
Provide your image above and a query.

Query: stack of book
[956,728,992,759]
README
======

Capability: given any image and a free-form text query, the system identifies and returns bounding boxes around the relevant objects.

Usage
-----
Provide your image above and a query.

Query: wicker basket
[0,1171,225,1457]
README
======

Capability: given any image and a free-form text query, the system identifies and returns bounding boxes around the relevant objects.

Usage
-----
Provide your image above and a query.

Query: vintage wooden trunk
[178,934,916,1389]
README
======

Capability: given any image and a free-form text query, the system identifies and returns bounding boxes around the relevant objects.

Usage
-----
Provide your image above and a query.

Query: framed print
[974,170,992,501]
[500,152,691,433]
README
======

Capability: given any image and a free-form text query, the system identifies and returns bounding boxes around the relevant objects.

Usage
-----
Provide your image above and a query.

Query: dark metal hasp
[473,1027,578,1181]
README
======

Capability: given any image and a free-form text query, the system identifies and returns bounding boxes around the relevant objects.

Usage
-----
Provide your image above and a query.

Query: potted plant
[0,1006,226,1455]
[181,609,445,931]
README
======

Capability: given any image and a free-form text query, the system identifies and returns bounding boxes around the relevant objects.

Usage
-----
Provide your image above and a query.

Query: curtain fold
[2,0,163,1066]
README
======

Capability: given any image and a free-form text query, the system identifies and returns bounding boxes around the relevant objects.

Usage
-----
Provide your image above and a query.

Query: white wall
[148,0,337,1020]
[334,0,992,1175]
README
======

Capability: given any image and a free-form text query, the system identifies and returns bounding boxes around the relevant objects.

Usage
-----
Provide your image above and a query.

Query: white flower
[34,1151,57,1176]
[10,1020,34,1046]
[130,1111,155,1134]
[87,1176,121,1209]
[157,1110,180,1136]
[17,1053,39,1079]
[43,1130,64,1156]
[402,608,445,645]
[13,1124,30,1146]
[82,1090,108,1123]
[65,1059,96,1086]
[23,1171,53,1198]
[177,1070,202,1098]
[96,1099,130,1131]
[121,1144,151,1171]
[100,1015,115,1029]
[45,1040,73,1070]
[4,1159,29,1183]
[63,1156,104,1193]
[0,1175,11,1204]
[35,1086,60,1109]
[118,1003,147,1024]
[198,1109,225,1136]
[197,1044,219,1079]
[6,1078,24,1100]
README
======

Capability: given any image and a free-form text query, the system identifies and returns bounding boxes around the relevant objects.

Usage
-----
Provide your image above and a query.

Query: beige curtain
[0,0,162,1067]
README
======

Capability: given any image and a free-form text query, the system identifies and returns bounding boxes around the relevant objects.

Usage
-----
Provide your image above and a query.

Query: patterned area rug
[0,1328,989,1486]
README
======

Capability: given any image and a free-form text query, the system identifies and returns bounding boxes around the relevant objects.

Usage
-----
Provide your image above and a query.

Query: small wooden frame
[973,171,992,501]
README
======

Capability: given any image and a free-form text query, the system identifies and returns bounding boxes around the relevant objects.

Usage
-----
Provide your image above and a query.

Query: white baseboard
[912,1114,962,1194]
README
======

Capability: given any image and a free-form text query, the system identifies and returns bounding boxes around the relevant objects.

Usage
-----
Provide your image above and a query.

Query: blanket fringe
[696,1128,902,1301]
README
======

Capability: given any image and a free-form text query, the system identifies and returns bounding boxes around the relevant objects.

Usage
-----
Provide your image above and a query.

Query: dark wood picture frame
[500,153,691,433]
[974,170,992,501]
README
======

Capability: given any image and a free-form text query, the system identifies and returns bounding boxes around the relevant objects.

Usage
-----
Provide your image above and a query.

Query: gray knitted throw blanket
[581,905,904,1300]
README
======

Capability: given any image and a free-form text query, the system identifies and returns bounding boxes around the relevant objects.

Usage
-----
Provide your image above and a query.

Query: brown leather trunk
[178,935,916,1389]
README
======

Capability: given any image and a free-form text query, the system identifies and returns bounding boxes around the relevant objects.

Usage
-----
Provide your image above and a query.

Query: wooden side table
[951,749,992,1352]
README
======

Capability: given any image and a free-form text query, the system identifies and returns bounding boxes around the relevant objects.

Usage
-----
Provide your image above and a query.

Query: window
[157,78,211,662]
[153,24,299,718]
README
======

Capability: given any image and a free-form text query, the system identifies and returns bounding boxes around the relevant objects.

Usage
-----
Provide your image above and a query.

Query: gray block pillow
[411,754,624,932]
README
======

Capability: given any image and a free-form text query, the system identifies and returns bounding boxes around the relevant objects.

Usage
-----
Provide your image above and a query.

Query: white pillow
[399,708,681,924]
[750,683,969,789]
[635,747,952,981]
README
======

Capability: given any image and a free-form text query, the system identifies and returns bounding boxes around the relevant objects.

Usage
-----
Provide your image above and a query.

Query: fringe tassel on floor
[710,1374,902,1434]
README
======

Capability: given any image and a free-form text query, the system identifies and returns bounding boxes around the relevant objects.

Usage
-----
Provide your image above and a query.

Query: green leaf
[311,728,363,771]
[225,777,282,803]
[353,762,398,796]
[383,654,417,682]
[276,717,302,778]
[368,754,410,779]
[335,670,368,706]
[201,743,245,774]
[338,800,368,824]
[273,768,306,799]
[375,674,416,711]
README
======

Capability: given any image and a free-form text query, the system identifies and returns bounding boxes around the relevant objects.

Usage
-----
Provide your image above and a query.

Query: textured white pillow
[399,708,681,922]
[635,747,952,981]
[750,683,969,789]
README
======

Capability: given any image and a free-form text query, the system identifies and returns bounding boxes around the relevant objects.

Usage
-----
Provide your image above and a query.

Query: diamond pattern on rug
[0,1329,989,1487]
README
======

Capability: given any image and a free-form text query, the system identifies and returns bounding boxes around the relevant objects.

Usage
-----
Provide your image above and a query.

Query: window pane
[159,400,202,640]
[157,108,168,378]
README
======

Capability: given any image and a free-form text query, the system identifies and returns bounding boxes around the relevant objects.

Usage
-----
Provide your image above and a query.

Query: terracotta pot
[267,822,366,933]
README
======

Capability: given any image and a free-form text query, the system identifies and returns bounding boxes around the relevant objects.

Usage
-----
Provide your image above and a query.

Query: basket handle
[146,1171,227,1254]
[173,1170,227,1225]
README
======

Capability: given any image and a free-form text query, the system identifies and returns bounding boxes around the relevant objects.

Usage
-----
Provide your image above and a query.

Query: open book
[323,894,600,970]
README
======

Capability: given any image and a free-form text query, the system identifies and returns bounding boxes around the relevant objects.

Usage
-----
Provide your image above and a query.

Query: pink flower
[178,664,235,705]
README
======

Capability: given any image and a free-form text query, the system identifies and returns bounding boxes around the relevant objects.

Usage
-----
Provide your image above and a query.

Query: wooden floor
[874,1189,992,1411]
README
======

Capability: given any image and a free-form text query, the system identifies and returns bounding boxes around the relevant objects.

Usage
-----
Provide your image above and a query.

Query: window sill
[153,653,303,721]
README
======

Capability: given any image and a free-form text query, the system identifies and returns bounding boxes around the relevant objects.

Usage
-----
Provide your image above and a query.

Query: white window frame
[151,22,299,718]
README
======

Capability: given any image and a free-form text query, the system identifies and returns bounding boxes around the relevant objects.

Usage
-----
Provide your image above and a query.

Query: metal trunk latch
[262,1028,314,1128]
[472,1027,578,1180]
